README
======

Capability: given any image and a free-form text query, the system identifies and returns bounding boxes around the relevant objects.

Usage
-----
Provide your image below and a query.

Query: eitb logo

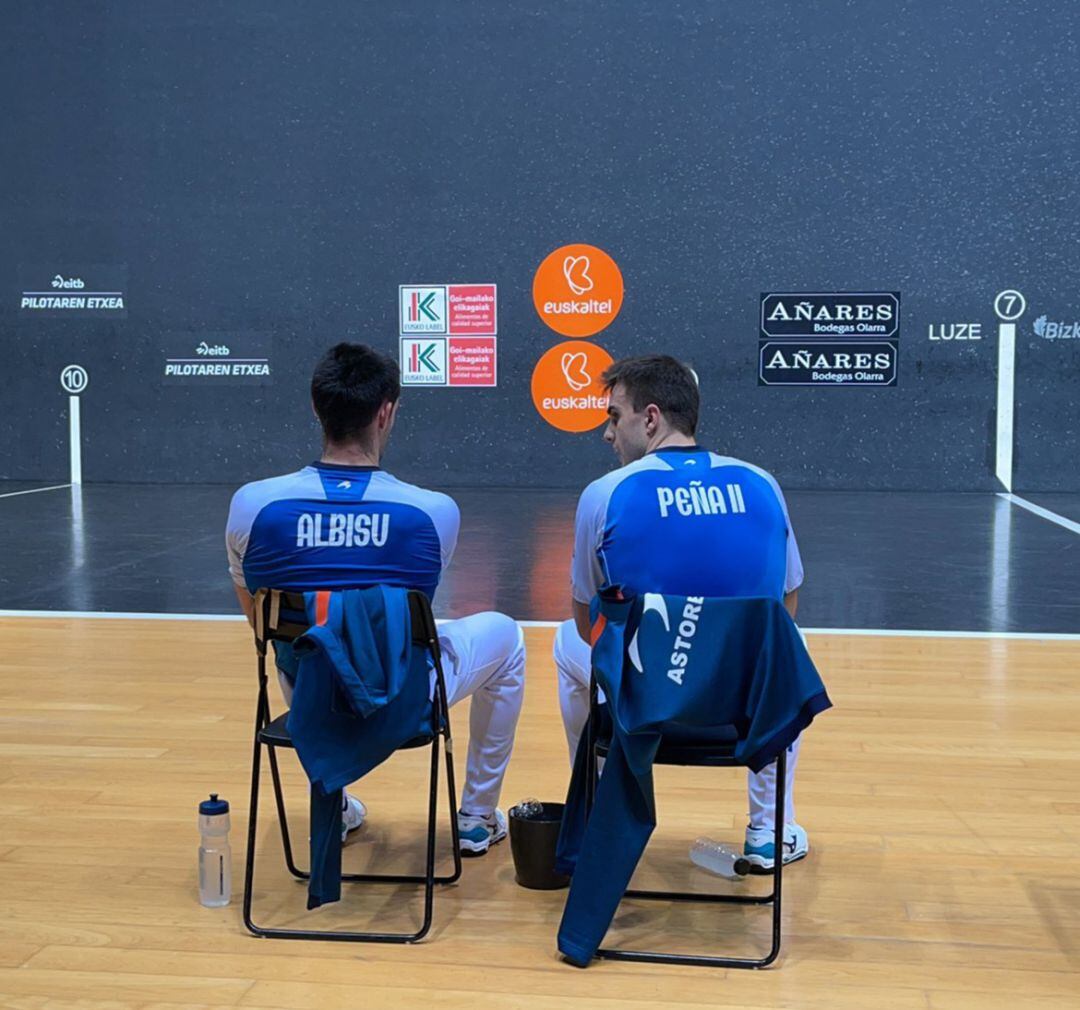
[401,337,447,385]
[400,285,447,333]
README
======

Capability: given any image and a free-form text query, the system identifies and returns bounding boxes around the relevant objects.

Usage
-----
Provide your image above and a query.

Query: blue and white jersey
[570,447,802,605]
[226,462,460,600]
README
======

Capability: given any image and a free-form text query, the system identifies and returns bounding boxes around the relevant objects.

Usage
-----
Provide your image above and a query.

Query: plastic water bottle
[198,794,231,907]
[689,837,751,879]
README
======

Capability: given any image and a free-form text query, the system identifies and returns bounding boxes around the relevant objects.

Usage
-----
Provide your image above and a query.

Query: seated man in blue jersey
[553,354,809,871]
[226,343,525,855]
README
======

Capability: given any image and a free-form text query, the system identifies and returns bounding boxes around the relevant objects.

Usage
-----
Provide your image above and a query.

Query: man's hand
[572,598,592,643]
[234,584,256,626]
[784,588,798,620]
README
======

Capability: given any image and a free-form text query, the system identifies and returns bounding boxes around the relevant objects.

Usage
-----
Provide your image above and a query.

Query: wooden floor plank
[0,620,1077,1007]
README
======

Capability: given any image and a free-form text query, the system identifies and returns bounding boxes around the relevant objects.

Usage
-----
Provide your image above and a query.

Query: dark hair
[310,342,401,444]
[601,354,699,436]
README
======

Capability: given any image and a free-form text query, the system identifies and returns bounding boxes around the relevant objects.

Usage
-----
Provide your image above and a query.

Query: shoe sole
[745,849,808,875]
[459,830,507,857]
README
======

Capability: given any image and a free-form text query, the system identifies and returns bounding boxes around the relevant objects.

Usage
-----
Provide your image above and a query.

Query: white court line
[0,609,1078,641]
[1000,492,1080,537]
[0,609,246,621]
[69,396,82,485]
[995,322,1016,491]
[0,483,72,500]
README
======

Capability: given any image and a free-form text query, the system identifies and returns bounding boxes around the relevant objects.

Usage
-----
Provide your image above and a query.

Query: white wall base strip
[0,609,1078,641]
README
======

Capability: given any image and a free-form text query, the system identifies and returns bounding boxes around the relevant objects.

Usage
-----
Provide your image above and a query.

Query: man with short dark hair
[553,353,809,870]
[227,343,525,855]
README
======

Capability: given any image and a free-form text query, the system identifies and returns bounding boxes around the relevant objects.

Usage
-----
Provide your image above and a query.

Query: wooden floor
[0,619,1077,1010]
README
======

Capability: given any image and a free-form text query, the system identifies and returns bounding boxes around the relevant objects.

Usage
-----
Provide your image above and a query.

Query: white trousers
[280,611,525,818]
[552,620,799,832]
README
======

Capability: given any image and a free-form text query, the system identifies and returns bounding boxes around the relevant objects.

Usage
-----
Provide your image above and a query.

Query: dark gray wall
[3,1,1078,490]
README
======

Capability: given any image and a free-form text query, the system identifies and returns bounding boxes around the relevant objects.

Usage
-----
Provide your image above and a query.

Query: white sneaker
[743,822,809,873]
[341,793,367,842]
[457,808,507,856]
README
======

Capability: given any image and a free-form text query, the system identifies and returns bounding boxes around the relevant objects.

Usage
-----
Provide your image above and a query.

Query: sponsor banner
[401,337,448,386]
[448,284,497,335]
[18,264,128,317]
[1033,314,1080,341]
[533,244,623,338]
[163,333,273,384]
[759,341,898,387]
[400,283,497,335]
[400,285,448,334]
[760,292,899,339]
[759,291,901,387]
[530,339,613,431]
[448,336,496,386]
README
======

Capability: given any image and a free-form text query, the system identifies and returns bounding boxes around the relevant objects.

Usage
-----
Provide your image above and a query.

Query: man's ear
[644,403,663,433]
[379,398,398,430]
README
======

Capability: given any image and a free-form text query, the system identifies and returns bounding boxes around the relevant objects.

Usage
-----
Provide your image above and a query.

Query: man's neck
[646,430,697,454]
[320,441,380,468]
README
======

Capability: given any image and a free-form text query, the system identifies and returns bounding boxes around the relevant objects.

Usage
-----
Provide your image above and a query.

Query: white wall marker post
[60,364,88,486]
[992,290,1025,492]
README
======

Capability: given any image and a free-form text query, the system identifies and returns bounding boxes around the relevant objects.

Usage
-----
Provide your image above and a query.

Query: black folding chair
[242,587,462,943]
[584,679,786,968]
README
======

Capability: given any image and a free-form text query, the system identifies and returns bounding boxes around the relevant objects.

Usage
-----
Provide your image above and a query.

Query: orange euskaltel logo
[532,244,624,337]
[530,340,614,432]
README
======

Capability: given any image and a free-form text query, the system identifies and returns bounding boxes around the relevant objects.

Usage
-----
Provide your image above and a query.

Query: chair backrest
[252,587,441,660]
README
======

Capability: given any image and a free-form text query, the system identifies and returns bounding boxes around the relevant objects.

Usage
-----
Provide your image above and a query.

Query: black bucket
[508,802,571,890]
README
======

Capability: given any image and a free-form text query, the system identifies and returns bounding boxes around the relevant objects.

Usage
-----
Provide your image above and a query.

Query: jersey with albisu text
[226,462,459,600]
[570,447,802,605]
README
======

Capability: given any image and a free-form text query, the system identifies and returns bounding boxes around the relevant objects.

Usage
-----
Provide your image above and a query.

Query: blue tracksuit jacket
[288,586,433,908]
[556,591,831,965]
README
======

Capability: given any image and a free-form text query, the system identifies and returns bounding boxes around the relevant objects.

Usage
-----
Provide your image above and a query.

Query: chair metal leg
[267,743,307,880]
[443,723,463,884]
[242,700,269,937]
[593,748,788,968]
[761,748,786,967]
[245,722,461,940]
[411,733,441,943]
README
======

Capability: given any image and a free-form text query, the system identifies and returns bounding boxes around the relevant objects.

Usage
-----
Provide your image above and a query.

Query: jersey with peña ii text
[570,446,802,605]
[226,462,460,600]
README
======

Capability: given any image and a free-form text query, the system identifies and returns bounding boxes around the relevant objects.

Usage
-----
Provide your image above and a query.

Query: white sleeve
[225,487,255,588]
[767,478,804,594]
[431,492,461,572]
[570,480,609,605]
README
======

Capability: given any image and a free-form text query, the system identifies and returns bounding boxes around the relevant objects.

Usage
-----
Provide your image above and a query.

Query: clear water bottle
[198,794,231,907]
[689,837,751,879]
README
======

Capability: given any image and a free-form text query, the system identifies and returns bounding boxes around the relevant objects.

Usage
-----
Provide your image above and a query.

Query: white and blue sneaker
[341,793,367,843]
[457,808,507,856]
[743,823,809,873]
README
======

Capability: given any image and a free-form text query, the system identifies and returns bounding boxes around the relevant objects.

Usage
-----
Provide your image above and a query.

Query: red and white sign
[448,336,496,387]
[448,284,497,335]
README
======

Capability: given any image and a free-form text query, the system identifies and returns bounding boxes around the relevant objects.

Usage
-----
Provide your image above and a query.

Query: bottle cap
[199,793,229,815]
